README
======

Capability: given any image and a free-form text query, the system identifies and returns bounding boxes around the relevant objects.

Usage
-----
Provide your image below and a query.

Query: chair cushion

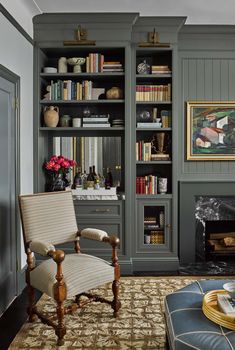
[165,279,235,350]
[30,253,114,298]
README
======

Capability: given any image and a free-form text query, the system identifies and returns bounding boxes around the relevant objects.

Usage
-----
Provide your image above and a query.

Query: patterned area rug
[9,277,201,349]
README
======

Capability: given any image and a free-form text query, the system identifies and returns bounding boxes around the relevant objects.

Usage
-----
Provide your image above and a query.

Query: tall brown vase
[44,106,59,127]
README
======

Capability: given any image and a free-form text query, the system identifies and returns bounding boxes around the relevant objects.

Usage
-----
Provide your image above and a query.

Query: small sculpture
[106,87,123,99]
[67,57,86,73]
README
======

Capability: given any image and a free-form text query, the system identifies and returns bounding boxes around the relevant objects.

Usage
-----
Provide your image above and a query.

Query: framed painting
[186,101,235,160]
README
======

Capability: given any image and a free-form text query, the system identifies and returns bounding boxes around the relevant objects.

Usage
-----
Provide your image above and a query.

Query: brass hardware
[64,25,96,46]
[12,97,19,110]
[95,209,110,212]
[138,28,170,48]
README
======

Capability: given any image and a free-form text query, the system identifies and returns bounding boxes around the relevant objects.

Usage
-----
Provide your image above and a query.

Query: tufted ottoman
[165,279,235,350]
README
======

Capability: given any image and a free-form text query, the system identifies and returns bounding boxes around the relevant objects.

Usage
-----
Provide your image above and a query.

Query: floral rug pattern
[9,277,199,349]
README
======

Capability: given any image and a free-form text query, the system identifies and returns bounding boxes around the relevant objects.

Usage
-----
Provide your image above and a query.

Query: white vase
[58,57,67,73]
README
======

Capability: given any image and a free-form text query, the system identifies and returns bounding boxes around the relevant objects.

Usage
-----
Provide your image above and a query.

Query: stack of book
[102,61,124,72]
[82,115,110,128]
[151,65,171,74]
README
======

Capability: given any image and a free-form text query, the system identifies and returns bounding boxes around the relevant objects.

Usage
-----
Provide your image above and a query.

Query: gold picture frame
[186,101,235,160]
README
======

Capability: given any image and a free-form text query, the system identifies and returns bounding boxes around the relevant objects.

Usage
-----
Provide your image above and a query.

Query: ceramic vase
[44,106,59,127]
[58,57,68,73]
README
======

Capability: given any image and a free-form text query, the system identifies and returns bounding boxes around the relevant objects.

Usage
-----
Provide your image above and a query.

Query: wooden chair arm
[48,249,65,263]
[103,235,120,269]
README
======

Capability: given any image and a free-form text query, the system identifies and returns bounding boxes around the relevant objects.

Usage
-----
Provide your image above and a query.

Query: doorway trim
[0,64,21,294]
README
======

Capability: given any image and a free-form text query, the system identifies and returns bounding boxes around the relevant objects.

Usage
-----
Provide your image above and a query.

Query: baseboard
[131,257,179,272]
[119,260,133,275]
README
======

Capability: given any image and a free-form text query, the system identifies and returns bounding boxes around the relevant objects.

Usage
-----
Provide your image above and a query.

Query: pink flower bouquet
[43,155,76,191]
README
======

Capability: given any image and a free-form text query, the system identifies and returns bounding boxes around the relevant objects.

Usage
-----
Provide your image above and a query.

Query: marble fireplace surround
[179,181,235,264]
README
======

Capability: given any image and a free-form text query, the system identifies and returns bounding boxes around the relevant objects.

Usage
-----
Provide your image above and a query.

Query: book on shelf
[151,154,170,161]
[136,175,158,194]
[44,80,109,101]
[217,293,235,316]
[144,217,157,224]
[137,122,162,128]
[144,224,160,229]
[82,123,111,128]
[83,117,109,122]
[151,65,171,73]
[136,84,171,102]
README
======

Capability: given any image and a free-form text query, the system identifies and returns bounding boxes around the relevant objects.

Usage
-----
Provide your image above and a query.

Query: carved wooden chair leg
[111,279,121,317]
[55,300,66,346]
[75,293,83,306]
[27,284,37,322]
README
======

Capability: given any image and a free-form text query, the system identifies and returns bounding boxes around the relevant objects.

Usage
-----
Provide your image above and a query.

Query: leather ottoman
[165,279,235,350]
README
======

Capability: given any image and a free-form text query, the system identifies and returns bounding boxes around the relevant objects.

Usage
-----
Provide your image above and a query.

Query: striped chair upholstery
[20,191,78,245]
[19,191,121,346]
[30,253,114,298]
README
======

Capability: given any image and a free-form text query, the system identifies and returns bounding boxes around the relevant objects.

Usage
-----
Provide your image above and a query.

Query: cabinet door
[136,199,171,254]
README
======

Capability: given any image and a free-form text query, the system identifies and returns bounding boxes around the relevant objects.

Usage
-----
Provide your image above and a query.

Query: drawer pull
[94,209,110,212]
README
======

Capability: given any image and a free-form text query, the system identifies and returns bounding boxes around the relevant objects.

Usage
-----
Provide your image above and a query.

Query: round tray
[202,289,235,330]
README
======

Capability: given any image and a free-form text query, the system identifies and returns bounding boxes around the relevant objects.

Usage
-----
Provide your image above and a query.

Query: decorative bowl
[223,282,235,299]
[43,67,57,73]
[67,57,86,73]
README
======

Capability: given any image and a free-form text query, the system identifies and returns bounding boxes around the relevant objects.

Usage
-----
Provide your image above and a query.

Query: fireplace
[195,196,235,261]
[179,182,235,274]
[205,220,235,259]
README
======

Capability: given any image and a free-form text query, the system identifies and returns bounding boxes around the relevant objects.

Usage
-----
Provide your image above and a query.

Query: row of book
[136,141,152,161]
[136,141,170,161]
[85,54,124,73]
[136,84,171,102]
[45,80,105,101]
[136,176,158,194]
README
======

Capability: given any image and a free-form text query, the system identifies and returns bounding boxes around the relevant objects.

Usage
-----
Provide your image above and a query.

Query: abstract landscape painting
[186,101,235,160]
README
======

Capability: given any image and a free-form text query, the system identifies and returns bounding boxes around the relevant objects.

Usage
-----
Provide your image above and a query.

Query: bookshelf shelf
[136,194,173,199]
[40,99,125,104]
[136,74,172,79]
[136,101,172,105]
[136,127,172,131]
[136,161,172,164]
[39,127,125,131]
[40,72,125,78]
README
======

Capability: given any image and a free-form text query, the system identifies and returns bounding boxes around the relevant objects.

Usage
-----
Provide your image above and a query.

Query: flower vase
[45,173,67,192]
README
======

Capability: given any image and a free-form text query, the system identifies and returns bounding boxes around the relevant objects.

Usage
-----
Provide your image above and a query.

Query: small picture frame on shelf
[186,101,235,160]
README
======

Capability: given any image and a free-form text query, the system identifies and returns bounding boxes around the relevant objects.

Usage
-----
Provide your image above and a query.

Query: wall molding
[0,4,33,45]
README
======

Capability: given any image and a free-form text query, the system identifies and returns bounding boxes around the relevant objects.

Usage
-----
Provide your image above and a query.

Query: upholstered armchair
[18,191,121,346]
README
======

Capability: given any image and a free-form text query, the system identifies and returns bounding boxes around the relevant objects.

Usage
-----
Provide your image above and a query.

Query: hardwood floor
[0,288,41,350]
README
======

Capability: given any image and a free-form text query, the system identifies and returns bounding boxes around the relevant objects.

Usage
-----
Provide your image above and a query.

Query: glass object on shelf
[73,167,82,189]
[137,110,152,122]
[59,115,72,127]
[137,60,150,74]
[87,166,95,188]
[105,167,113,189]
[158,178,167,194]
[83,106,91,118]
